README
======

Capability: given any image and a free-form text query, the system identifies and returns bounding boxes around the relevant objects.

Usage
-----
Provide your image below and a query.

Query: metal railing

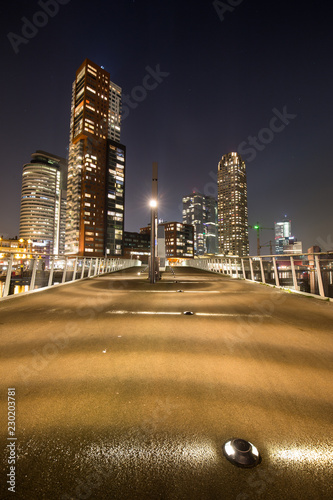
[186,252,333,299]
[0,253,140,299]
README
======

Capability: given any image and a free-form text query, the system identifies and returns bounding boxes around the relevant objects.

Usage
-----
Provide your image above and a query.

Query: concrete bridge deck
[0,267,332,499]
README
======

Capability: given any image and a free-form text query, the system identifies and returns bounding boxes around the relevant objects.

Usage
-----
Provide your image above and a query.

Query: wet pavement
[0,266,333,499]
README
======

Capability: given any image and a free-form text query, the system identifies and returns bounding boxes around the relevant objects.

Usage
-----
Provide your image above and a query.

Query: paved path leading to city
[1,267,332,499]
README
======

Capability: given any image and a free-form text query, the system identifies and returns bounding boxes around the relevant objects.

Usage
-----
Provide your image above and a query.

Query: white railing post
[81,258,86,279]
[235,258,239,278]
[30,257,38,291]
[241,258,246,279]
[249,258,254,281]
[48,256,55,287]
[72,257,78,282]
[259,257,265,284]
[273,257,279,287]
[88,258,93,277]
[3,255,14,297]
[290,256,298,290]
[62,257,68,284]
[314,255,325,297]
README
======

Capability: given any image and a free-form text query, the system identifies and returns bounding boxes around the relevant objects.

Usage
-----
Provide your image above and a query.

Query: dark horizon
[1,0,332,254]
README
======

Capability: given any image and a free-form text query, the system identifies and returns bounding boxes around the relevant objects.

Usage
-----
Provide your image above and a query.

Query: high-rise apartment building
[205,196,219,254]
[19,150,67,254]
[217,152,249,256]
[182,192,218,255]
[65,59,125,256]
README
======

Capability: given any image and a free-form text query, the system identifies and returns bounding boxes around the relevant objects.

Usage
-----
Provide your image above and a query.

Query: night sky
[1,0,332,254]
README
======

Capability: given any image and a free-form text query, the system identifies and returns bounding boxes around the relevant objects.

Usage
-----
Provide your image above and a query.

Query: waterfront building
[19,150,67,254]
[65,59,125,256]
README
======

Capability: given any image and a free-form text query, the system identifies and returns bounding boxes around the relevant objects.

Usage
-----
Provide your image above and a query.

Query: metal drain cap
[223,438,260,468]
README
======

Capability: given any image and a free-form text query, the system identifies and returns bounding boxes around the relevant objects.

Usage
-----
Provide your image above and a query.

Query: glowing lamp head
[150,199,157,208]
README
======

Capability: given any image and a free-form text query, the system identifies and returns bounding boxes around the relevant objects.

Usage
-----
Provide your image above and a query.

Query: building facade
[140,222,194,260]
[217,152,249,256]
[65,59,125,256]
[275,217,302,254]
[182,192,218,255]
[123,231,150,263]
[0,237,32,258]
[19,150,67,254]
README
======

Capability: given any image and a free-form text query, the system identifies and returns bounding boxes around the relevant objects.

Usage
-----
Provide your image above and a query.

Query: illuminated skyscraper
[182,192,218,255]
[275,216,291,241]
[275,217,302,254]
[217,152,249,256]
[65,59,125,256]
[19,150,67,254]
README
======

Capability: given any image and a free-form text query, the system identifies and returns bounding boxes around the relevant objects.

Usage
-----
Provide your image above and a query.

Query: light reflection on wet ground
[1,267,333,499]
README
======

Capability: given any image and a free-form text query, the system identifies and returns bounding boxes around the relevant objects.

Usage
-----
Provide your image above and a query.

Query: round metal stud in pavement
[177,290,184,293]
[223,438,261,468]
[183,311,194,315]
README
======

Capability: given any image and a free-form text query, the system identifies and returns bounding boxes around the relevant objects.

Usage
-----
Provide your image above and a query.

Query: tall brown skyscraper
[217,152,249,256]
[65,59,125,256]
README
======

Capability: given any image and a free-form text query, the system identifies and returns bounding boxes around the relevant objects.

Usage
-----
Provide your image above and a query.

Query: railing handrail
[186,253,333,300]
[193,251,333,259]
[0,254,140,299]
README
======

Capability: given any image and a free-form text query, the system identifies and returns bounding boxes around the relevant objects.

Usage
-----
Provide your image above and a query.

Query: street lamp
[150,199,157,283]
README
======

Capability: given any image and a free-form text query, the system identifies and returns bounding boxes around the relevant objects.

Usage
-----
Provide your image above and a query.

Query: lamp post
[149,162,158,284]
[150,199,157,283]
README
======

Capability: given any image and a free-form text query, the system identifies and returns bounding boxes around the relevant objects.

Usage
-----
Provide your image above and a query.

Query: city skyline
[1,0,332,254]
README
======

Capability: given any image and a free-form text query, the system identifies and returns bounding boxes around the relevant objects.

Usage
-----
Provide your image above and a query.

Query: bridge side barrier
[0,253,140,299]
[185,252,333,300]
